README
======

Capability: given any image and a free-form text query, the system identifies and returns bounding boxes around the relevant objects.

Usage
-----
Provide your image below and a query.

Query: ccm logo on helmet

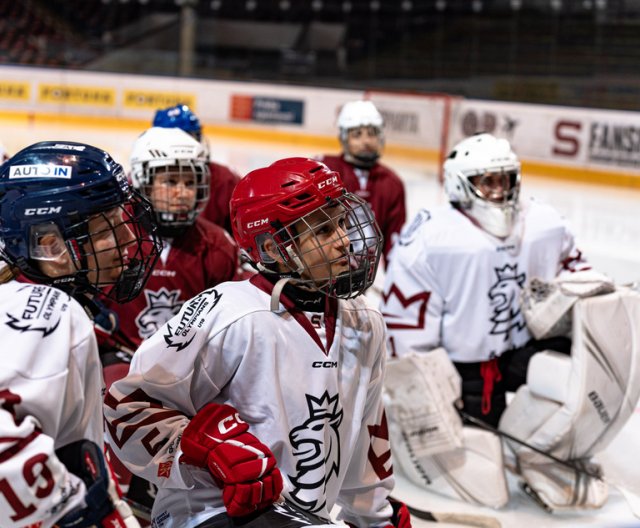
[247,218,269,229]
[317,176,339,189]
[25,207,63,216]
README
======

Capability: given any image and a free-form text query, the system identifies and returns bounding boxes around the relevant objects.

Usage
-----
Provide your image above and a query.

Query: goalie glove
[521,270,615,340]
[55,440,139,528]
[180,403,283,517]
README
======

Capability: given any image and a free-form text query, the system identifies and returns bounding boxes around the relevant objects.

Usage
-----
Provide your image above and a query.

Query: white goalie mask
[130,127,210,231]
[337,100,385,167]
[443,133,521,238]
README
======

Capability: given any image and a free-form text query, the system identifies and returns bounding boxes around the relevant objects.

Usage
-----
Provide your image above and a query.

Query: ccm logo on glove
[217,412,245,435]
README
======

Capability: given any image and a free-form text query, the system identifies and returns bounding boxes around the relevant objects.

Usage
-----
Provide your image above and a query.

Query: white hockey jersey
[104,275,395,528]
[0,279,105,528]
[380,199,586,363]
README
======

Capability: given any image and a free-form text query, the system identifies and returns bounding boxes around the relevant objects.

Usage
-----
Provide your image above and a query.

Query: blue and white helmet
[444,133,521,238]
[153,104,202,141]
[0,141,161,302]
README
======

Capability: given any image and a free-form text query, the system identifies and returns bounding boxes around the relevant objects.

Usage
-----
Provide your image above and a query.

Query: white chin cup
[468,199,517,238]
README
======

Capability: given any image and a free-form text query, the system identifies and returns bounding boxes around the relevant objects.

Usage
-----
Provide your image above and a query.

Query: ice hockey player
[319,100,406,264]
[0,141,161,527]
[153,104,240,235]
[104,157,413,528]
[101,126,239,352]
[380,132,640,513]
[96,126,240,522]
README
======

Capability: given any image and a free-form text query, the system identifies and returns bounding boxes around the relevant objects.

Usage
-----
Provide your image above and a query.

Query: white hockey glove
[55,440,139,528]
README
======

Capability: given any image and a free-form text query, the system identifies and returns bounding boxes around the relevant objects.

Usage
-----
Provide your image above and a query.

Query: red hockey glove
[180,403,283,517]
[388,498,412,528]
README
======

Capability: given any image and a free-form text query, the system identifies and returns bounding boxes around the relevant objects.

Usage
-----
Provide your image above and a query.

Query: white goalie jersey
[380,199,587,363]
[104,278,394,528]
[0,279,105,528]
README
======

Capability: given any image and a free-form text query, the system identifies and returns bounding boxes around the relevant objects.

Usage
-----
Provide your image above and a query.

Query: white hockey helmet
[443,133,521,238]
[130,126,210,230]
[337,100,385,167]
[337,100,384,131]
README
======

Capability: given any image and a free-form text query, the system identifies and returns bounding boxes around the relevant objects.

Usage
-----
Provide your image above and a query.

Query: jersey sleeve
[204,227,240,286]
[0,407,89,528]
[380,174,406,262]
[103,292,239,491]
[336,317,394,527]
[380,230,444,358]
[556,213,589,276]
[0,329,101,528]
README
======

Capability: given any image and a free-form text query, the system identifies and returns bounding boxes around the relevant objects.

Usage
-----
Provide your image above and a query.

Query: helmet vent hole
[281,192,313,209]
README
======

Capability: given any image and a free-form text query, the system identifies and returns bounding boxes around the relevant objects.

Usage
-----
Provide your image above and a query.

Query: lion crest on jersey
[488,263,527,340]
[287,391,343,514]
[135,287,182,340]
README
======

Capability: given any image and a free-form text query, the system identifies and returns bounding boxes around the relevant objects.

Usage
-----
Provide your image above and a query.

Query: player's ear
[262,237,285,265]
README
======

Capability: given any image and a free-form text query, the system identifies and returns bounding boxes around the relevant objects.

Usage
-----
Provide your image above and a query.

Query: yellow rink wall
[1,65,640,188]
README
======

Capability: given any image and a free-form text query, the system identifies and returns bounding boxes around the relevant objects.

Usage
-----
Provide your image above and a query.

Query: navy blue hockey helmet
[0,141,162,302]
[152,104,202,141]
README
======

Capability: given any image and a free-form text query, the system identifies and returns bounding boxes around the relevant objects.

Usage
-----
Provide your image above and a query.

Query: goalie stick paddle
[459,410,640,520]
[390,497,501,528]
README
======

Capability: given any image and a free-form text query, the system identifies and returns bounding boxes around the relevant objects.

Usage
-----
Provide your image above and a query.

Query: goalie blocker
[383,348,509,509]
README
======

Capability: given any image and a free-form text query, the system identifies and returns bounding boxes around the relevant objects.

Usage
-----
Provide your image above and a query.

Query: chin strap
[344,151,380,169]
[270,277,291,312]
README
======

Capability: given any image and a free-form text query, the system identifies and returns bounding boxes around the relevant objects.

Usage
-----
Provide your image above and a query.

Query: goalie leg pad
[384,351,509,508]
[383,349,464,458]
[500,287,640,510]
[390,425,509,509]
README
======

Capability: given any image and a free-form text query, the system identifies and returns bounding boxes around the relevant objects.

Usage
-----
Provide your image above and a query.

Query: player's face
[346,125,382,158]
[294,204,351,285]
[150,167,197,213]
[469,170,518,204]
[85,207,136,286]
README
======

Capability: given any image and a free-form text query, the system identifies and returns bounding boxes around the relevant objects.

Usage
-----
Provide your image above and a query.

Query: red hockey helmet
[231,157,383,298]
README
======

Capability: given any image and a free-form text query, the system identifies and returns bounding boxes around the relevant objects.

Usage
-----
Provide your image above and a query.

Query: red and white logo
[317,175,338,189]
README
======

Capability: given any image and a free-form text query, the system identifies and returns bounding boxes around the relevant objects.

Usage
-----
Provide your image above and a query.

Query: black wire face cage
[466,168,520,205]
[273,193,383,299]
[141,160,210,228]
[60,193,161,303]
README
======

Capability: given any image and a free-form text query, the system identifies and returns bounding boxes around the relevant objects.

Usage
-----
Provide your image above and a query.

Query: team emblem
[488,263,527,340]
[288,391,343,514]
[136,287,182,340]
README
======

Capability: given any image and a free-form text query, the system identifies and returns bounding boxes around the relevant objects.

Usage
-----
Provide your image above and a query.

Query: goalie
[379,133,640,512]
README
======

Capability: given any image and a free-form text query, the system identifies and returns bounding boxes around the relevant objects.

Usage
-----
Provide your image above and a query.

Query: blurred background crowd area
[1,0,639,110]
